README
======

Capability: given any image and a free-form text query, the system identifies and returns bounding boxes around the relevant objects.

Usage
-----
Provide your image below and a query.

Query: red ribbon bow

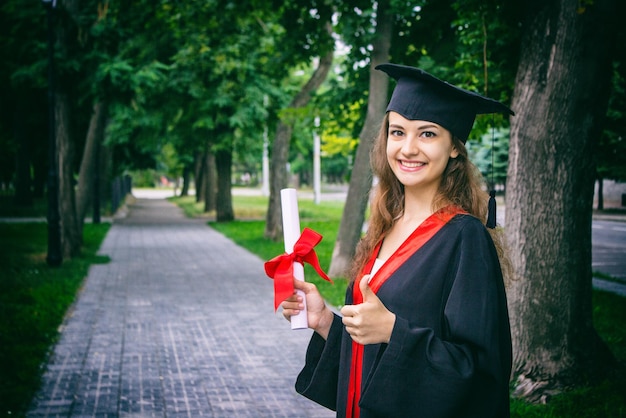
[264,227,333,310]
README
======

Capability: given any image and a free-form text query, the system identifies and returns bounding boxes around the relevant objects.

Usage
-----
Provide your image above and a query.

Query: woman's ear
[450,147,459,159]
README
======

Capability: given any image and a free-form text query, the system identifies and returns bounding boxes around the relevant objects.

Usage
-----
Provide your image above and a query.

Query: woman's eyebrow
[415,123,439,130]
[389,123,439,131]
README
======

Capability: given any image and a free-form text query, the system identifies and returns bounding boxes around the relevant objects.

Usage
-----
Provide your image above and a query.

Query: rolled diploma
[281,188,308,330]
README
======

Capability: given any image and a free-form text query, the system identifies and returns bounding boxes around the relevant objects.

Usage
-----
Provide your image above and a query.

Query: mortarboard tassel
[486,115,496,229]
[486,190,496,229]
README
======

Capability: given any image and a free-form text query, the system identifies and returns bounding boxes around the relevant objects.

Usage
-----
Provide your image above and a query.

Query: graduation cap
[375,63,514,143]
[376,63,514,228]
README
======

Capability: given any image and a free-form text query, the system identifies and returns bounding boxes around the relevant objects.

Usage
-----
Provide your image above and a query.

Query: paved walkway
[26,198,334,417]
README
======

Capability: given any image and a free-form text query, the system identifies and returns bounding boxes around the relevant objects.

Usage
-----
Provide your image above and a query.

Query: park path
[27,198,334,417]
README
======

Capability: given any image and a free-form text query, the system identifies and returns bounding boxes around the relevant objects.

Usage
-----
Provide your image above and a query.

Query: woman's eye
[389,130,404,137]
[421,131,436,138]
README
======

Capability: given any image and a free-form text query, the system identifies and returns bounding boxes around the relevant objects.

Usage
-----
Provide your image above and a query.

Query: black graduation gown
[295,214,512,418]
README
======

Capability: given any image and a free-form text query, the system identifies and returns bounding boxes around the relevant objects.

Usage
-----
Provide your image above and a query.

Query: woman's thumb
[359,275,375,301]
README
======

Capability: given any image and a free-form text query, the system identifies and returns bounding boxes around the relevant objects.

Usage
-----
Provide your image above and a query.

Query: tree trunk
[76,101,107,229]
[52,0,82,259]
[264,45,334,240]
[99,143,112,212]
[265,123,293,238]
[596,177,604,210]
[506,0,618,402]
[56,91,81,258]
[204,149,217,213]
[180,163,191,196]
[215,146,233,222]
[194,151,205,203]
[327,0,393,278]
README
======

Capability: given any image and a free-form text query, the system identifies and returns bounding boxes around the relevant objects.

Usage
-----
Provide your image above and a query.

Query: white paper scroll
[281,188,308,330]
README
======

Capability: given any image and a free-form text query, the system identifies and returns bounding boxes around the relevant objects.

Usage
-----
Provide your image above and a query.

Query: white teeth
[401,161,425,168]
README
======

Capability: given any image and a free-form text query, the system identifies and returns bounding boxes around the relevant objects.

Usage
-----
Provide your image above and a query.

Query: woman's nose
[401,136,419,155]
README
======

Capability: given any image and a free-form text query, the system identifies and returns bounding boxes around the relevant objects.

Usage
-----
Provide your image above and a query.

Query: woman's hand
[281,280,334,340]
[340,276,396,345]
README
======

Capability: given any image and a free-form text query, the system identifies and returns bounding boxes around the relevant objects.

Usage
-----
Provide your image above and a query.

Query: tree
[327,0,393,277]
[595,60,626,209]
[53,0,85,258]
[262,0,337,239]
[467,127,510,191]
[265,49,334,239]
[326,0,517,277]
[50,0,170,257]
[76,101,107,230]
[0,2,50,205]
[505,0,619,400]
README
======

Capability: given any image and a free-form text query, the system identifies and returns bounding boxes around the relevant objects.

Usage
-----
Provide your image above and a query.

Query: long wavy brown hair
[350,113,512,283]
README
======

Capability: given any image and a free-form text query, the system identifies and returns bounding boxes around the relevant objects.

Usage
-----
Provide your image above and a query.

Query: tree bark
[204,149,217,213]
[596,177,604,210]
[180,163,191,196]
[76,101,107,229]
[264,44,334,240]
[265,122,293,238]
[54,0,82,258]
[506,0,618,402]
[327,0,393,278]
[194,151,205,203]
[56,91,81,258]
[98,142,112,212]
[215,145,233,222]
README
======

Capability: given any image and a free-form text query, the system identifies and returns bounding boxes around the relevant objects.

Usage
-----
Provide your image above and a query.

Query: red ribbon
[264,227,333,310]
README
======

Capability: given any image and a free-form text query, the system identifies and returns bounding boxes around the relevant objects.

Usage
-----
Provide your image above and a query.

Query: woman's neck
[402,186,438,223]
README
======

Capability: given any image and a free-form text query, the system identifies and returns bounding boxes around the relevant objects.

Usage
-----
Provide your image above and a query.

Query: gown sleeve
[359,219,512,418]
[294,313,344,411]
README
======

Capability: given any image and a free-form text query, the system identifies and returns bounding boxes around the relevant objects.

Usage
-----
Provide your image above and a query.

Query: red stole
[345,206,466,417]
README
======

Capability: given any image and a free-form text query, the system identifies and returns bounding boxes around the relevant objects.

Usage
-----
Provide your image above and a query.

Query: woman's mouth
[399,160,426,169]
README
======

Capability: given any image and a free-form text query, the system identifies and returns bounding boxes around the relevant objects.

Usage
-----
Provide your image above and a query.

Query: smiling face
[386,111,459,195]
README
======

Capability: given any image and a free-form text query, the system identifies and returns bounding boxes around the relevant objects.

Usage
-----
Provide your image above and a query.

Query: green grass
[509,290,626,417]
[174,194,270,219]
[210,219,349,307]
[594,290,626,361]
[593,269,626,285]
[172,193,345,221]
[0,196,48,218]
[0,222,110,416]
[170,194,349,304]
[173,191,626,418]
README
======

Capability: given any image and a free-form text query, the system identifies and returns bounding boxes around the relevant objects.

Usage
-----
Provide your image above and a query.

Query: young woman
[281,63,513,417]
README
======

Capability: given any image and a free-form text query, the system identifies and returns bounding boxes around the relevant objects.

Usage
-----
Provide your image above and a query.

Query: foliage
[0,2,50,191]
[597,62,626,182]
[1,0,623,199]
[596,0,626,182]
[0,0,523,199]
[319,106,358,185]
[0,222,110,416]
[468,127,510,189]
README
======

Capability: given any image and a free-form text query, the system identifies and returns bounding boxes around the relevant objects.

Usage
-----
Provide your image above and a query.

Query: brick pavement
[27,198,335,417]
